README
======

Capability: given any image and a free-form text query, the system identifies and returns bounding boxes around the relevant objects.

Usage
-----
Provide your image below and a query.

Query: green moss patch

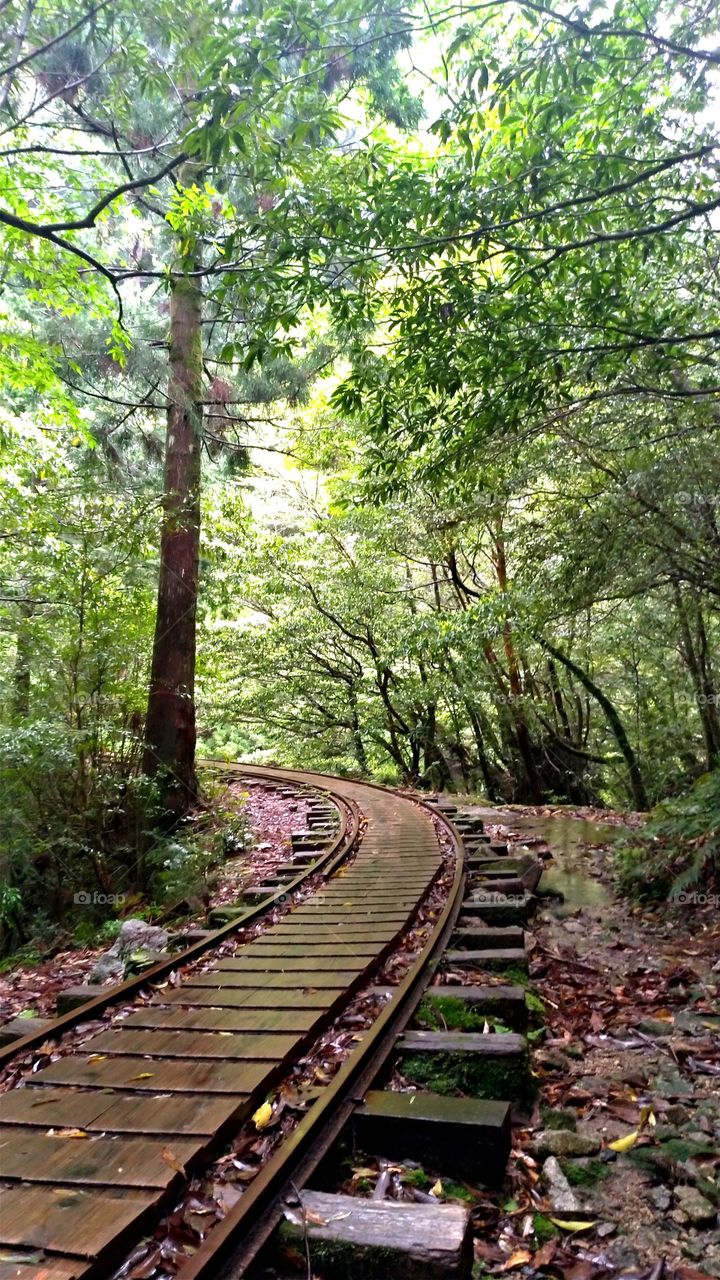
[399,1047,535,1107]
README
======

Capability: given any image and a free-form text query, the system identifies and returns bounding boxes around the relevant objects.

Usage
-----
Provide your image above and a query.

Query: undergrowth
[615,769,720,902]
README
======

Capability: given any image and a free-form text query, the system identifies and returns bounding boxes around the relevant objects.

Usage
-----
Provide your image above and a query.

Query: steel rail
[0,774,359,1070]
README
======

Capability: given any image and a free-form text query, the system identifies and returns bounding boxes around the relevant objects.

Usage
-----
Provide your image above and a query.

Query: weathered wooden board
[0,1128,201,1188]
[33,1054,268,1094]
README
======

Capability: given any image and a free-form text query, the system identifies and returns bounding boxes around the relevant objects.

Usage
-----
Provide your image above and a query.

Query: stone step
[56,985,107,1015]
[279,1190,472,1279]
[398,1029,533,1106]
[207,904,248,926]
[353,1089,510,1185]
[0,1016,54,1047]
[451,925,525,951]
[443,947,528,972]
[167,928,214,951]
[467,876,525,896]
[459,895,533,926]
[423,984,528,1029]
[291,837,332,852]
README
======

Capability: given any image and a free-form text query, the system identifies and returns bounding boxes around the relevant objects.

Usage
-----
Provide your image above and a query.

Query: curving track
[0,766,461,1280]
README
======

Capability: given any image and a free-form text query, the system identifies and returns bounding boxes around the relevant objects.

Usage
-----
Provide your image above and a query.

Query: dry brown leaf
[162,1147,186,1174]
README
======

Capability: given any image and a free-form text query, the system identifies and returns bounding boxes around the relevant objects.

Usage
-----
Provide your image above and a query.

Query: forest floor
[470,803,720,1280]
[0,779,301,1021]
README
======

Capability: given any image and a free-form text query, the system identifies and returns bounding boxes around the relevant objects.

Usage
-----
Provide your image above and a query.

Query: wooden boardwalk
[0,771,444,1278]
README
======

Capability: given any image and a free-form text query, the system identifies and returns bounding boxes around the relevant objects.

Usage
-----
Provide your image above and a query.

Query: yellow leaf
[430,1179,443,1197]
[549,1218,598,1233]
[130,1072,155,1081]
[608,1130,639,1152]
[252,1101,274,1130]
[86,1054,106,1064]
[502,1250,533,1269]
[47,1128,88,1139]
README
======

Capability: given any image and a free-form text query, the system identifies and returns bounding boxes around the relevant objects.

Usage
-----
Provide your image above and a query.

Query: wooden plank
[157,987,334,1010]
[280,1191,472,1279]
[0,1088,237,1136]
[0,1129,201,1188]
[262,925,398,939]
[399,1030,526,1056]
[83,1028,298,1059]
[286,910,409,921]
[32,1054,268,1094]
[214,954,373,971]
[0,1257,85,1280]
[0,1187,156,1258]
[182,969,362,990]
[240,944,380,958]
[122,1005,319,1033]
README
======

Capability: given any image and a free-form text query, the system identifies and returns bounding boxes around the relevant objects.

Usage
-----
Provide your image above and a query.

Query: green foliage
[615,770,720,901]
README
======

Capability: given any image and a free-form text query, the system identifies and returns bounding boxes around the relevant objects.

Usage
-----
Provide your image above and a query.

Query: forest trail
[472,807,720,1277]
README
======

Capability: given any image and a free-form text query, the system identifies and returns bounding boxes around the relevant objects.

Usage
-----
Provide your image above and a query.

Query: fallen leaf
[47,1128,88,1139]
[549,1218,598,1233]
[502,1250,532,1269]
[162,1146,186,1174]
[430,1179,443,1197]
[130,1072,155,1081]
[533,1240,557,1267]
[252,1101,273,1130]
[607,1130,639,1152]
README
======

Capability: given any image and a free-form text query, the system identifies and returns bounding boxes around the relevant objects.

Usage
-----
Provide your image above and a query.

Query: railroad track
[0,766,540,1280]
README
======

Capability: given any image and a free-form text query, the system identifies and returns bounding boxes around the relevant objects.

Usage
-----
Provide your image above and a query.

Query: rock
[0,1016,54,1046]
[651,1186,672,1212]
[542,1156,580,1214]
[87,952,125,985]
[654,1070,695,1099]
[110,919,169,957]
[682,1238,705,1262]
[665,1104,692,1126]
[638,1017,675,1037]
[675,1186,717,1226]
[124,947,167,975]
[533,1130,601,1158]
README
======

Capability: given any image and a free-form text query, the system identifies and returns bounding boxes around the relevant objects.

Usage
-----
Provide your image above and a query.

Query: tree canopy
[2,0,720,934]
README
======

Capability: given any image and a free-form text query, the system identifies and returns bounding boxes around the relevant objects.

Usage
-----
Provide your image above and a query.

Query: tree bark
[143,264,202,814]
[539,636,649,810]
[12,598,32,720]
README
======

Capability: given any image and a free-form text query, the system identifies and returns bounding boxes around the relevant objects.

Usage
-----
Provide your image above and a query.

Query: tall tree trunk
[673,585,720,770]
[493,520,543,803]
[539,636,649,811]
[12,599,32,720]
[348,684,369,774]
[143,262,202,814]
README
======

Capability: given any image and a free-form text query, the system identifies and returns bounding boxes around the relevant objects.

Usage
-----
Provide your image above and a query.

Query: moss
[415,995,511,1034]
[442,1180,478,1203]
[501,965,530,987]
[277,1232,434,1280]
[402,1168,431,1190]
[660,1136,715,1162]
[533,1214,558,1244]
[540,1107,577,1132]
[400,1048,536,1107]
[525,991,546,1016]
[560,1159,610,1187]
